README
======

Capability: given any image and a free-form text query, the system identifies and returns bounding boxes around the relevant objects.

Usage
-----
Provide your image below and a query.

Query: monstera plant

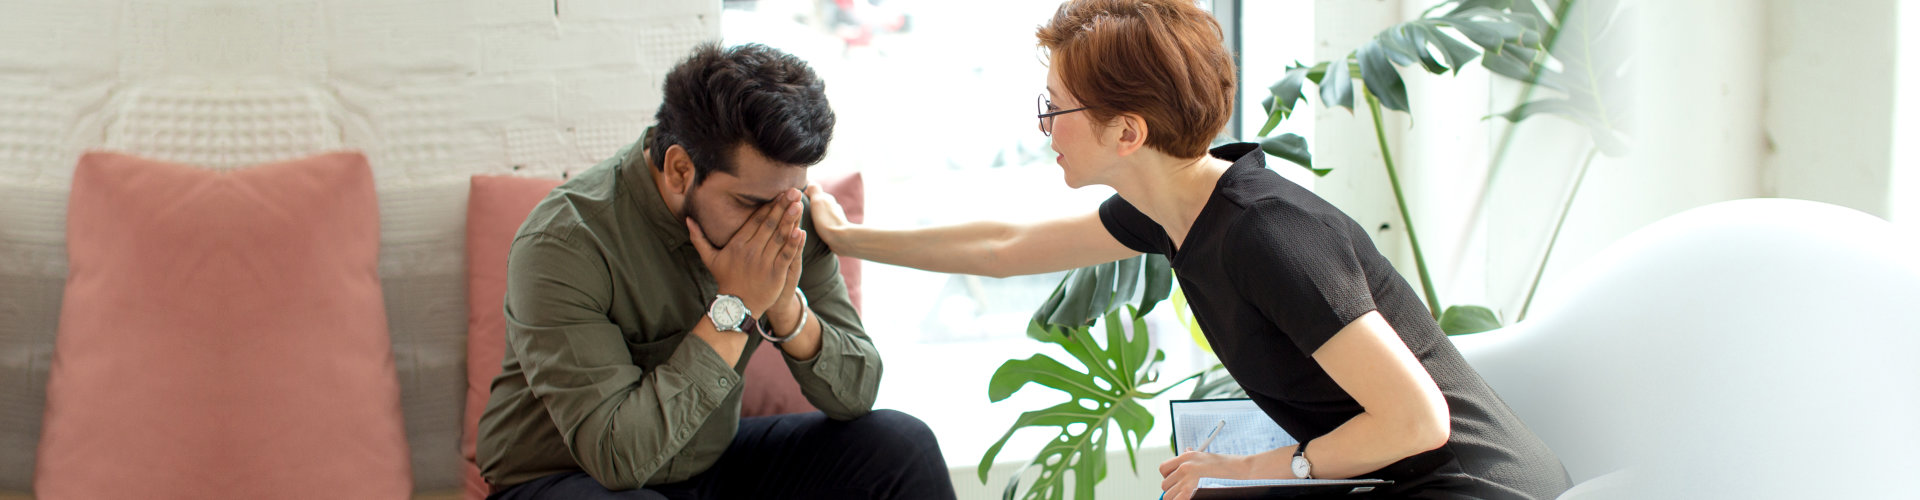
[1255,0,1630,333]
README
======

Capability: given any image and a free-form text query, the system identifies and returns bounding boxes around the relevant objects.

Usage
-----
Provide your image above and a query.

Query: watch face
[711,295,747,330]
[1292,456,1310,478]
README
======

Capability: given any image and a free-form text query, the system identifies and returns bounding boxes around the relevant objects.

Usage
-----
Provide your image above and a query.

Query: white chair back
[1453,198,1920,499]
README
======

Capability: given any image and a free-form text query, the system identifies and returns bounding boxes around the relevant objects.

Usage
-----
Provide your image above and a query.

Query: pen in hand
[1163,420,1229,500]
[1193,419,1226,454]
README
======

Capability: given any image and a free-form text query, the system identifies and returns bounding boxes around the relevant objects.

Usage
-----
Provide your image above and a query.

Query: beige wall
[1764,0,1898,219]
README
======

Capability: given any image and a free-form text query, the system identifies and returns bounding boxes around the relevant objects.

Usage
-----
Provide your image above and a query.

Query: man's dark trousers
[488,409,957,500]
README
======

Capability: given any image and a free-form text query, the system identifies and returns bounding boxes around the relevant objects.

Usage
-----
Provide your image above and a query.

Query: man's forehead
[710,167,807,201]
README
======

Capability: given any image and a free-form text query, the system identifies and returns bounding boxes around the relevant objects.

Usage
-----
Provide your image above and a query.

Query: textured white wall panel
[0,2,120,87]
[326,13,484,84]
[482,25,641,74]
[640,16,716,70]
[573,118,650,166]
[559,72,656,124]
[119,2,330,80]
[101,80,345,169]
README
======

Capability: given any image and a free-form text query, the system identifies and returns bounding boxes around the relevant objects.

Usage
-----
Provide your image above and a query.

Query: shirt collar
[619,136,693,249]
[1212,142,1264,168]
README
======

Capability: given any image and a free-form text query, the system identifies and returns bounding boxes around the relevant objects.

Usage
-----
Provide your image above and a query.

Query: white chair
[1451,198,1920,499]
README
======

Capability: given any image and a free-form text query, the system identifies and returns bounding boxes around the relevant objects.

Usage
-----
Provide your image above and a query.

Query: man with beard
[477,42,954,500]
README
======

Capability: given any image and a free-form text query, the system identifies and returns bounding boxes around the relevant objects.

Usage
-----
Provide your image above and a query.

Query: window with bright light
[1236,0,1320,189]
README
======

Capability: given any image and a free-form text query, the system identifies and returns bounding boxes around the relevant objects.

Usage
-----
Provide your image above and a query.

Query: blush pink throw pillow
[36,152,410,499]
[460,175,563,500]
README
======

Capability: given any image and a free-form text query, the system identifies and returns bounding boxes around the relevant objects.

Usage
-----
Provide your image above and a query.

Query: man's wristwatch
[1291,440,1314,480]
[762,287,808,344]
[708,294,756,334]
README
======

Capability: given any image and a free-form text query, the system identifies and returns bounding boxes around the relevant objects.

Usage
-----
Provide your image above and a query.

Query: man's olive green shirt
[477,141,881,491]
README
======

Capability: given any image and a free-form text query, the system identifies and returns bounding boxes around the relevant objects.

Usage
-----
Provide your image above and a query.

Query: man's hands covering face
[688,188,806,317]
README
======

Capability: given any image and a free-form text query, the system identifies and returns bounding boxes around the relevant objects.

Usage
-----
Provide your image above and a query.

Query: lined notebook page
[1170,399,1297,456]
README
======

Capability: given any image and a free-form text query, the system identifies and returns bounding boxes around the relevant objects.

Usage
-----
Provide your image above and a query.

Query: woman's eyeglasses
[1037,93,1089,137]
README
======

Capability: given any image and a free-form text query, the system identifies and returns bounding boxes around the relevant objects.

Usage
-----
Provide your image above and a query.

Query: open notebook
[1170,399,1391,498]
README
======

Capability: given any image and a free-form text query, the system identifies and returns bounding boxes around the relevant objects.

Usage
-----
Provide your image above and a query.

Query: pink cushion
[459,171,865,500]
[461,175,564,500]
[37,152,410,499]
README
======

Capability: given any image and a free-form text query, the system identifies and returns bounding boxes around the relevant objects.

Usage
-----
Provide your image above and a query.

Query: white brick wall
[0,0,719,492]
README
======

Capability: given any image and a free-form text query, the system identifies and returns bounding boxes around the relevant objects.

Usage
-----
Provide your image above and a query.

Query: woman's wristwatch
[1291,440,1314,480]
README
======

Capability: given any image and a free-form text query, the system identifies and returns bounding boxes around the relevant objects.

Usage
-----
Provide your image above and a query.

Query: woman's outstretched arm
[805,184,1139,278]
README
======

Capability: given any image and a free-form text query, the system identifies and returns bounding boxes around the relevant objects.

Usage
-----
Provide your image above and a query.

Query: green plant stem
[1517,145,1598,322]
[1137,370,1208,399]
[1462,0,1577,281]
[1487,0,1576,178]
[1364,90,1442,319]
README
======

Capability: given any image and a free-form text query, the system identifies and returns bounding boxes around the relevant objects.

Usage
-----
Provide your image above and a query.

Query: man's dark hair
[646,42,835,184]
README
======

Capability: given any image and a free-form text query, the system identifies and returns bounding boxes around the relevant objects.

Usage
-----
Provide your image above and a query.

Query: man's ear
[661,144,698,195]
[1113,113,1148,157]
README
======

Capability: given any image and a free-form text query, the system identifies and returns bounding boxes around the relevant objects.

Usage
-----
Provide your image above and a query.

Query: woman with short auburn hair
[807,1,1572,498]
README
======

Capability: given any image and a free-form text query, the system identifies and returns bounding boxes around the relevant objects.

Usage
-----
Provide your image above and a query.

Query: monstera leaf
[1258,133,1321,174]
[1260,0,1549,137]
[985,254,1194,500]
[1492,0,1634,157]
[1030,254,1171,332]
[1259,0,1631,169]
[983,309,1186,500]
